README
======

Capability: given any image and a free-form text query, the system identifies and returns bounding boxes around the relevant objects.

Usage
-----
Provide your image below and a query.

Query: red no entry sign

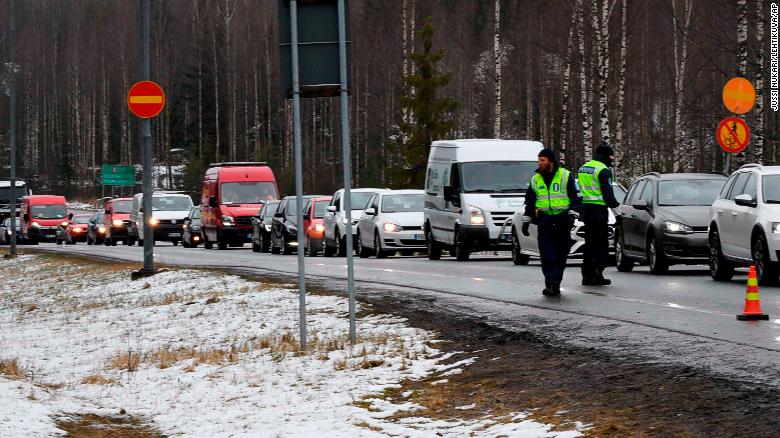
[127,81,165,119]
[716,116,750,154]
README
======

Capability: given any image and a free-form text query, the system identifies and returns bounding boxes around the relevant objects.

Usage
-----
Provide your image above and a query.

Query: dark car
[270,195,323,255]
[56,213,92,245]
[0,217,21,245]
[614,173,727,274]
[182,207,202,248]
[251,200,280,253]
[87,212,106,245]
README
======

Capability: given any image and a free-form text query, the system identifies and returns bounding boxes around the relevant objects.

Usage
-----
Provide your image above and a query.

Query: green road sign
[101,164,136,186]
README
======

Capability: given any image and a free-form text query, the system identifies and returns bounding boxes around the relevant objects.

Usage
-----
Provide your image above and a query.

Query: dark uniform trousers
[582,219,610,277]
[537,213,572,288]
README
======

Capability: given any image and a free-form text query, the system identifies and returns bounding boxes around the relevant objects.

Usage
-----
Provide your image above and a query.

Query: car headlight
[112,219,124,227]
[772,223,780,234]
[663,221,694,234]
[222,215,234,226]
[6,230,11,235]
[264,224,272,232]
[149,217,160,226]
[182,224,188,230]
[383,222,402,233]
[98,226,106,233]
[32,222,41,228]
[469,206,485,226]
[72,228,82,233]
[314,224,324,233]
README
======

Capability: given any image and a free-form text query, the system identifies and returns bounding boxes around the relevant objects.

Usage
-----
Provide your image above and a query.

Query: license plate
[168,233,181,238]
[414,234,424,240]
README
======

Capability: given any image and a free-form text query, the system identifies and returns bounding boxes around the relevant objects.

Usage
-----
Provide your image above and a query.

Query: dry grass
[81,374,117,385]
[0,358,24,379]
[55,413,166,438]
[107,351,140,372]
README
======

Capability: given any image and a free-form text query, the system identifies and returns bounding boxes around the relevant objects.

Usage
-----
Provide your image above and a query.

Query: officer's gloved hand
[521,216,531,237]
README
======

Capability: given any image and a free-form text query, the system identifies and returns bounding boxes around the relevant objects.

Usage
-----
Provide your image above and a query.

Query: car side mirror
[632,199,649,211]
[734,194,757,207]
[209,196,219,208]
[443,186,460,204]
[67,212,74,220]
[327,206,337,213]
[364,208,376,216]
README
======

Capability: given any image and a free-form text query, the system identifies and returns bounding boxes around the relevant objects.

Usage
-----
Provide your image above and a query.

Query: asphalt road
[36,240,780,353]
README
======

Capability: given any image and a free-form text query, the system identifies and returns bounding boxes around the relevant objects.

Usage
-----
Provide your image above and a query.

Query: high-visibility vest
[578,160,607,205]
[531,168,571,215]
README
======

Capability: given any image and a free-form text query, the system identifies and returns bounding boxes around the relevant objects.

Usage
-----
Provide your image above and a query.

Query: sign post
[721,78,756,173]
[128,0,165,276]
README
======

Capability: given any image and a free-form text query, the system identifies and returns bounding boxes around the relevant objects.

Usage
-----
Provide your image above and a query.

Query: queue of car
[3,145,780,286]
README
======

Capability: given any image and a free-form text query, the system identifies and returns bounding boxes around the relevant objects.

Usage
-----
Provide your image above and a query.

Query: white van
[128,192,194,246]
[424,139,543,261]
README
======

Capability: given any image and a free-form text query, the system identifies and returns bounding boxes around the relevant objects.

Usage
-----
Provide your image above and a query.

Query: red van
[103,197,134,246]
[201,162,279,250]
[20,195,68,244]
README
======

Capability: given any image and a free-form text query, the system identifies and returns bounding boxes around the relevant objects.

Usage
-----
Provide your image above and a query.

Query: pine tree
[393,19,458,187]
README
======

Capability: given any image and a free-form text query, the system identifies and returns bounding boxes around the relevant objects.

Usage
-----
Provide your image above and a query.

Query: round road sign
[127,81,166,119]
[722,77,755,114]
[716,116,750,154]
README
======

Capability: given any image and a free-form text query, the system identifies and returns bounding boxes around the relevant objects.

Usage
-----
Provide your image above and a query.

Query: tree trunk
[493,0,502,138]
[672,0,692,172]
[754,0,765,164]
[614,0,627,175]
[577,0,593,160]
[212,27,221,163]
[559,0,581,165]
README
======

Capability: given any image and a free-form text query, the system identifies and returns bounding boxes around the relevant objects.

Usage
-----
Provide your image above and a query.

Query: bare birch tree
[672,0,692,172]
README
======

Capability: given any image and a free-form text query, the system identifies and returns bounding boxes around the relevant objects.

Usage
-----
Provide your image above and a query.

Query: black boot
[593,271,612,286]
[542,286,555,296]
[582,277,595,286]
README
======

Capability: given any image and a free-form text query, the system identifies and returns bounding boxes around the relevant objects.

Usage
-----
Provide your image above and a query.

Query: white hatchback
[709,164,780,285]
[356,190,426,258]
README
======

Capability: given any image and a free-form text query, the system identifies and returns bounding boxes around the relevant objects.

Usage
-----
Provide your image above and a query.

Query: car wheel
[110,237,118,246]
[453,228,470,261]
[251,238,260,252]
[217,231,228,250]
[357,232,370,258]
[709,227,734,282]
[752,231,780,286]
[128,238,137,247]
[374,233,387,259]
[647,236,668,274]
[426,225,442,261]
[511,229,530,266]
[56,237,63,246]
[614,229,634,272]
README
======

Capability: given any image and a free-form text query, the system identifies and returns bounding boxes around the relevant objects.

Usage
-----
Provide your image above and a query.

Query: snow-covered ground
[0,254,582,437]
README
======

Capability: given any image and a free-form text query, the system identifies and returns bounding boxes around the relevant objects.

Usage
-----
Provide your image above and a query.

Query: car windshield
[313,201,329,218]
[152,196,193,211]
[284,198,314,217]
[112,200,133,213]
[460,161,537,193]
[220,182,277,205]
[262,203,279,218]
[31,204,67,219]
[764,175,780,203]
[658,179,724,206]
[0,186,26,204]
[382,194,425,213]
[191,209,201,219]
[73,215,91,224]
[612,184,627,203]
[349,192,375,210]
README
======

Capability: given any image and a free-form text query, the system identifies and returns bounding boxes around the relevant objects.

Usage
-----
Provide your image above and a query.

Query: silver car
[356,190,426,258]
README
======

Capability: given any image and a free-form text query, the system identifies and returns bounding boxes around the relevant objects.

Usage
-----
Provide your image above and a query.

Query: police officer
[578,144,621,286]
[521,148,581,296]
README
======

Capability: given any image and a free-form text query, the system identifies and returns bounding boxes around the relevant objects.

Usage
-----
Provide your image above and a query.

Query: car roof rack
[739,163,762,170]
[209,162,267,167]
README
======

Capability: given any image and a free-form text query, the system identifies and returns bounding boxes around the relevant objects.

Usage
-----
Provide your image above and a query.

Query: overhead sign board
[278,0,349,98]
[101,164,136,186]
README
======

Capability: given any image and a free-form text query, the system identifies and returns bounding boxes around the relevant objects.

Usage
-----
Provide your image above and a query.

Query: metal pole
[8,0,17,256]
[141,0,154,272]
[337,0,356,344]
[290,0,307,352]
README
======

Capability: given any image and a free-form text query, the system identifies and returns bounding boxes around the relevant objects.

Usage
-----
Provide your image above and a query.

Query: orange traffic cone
[737,266,769,321]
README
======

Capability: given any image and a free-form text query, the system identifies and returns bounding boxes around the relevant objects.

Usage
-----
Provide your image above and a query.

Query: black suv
[251,200,280,253]
[614,172,727,274]
[270,195,323,255]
